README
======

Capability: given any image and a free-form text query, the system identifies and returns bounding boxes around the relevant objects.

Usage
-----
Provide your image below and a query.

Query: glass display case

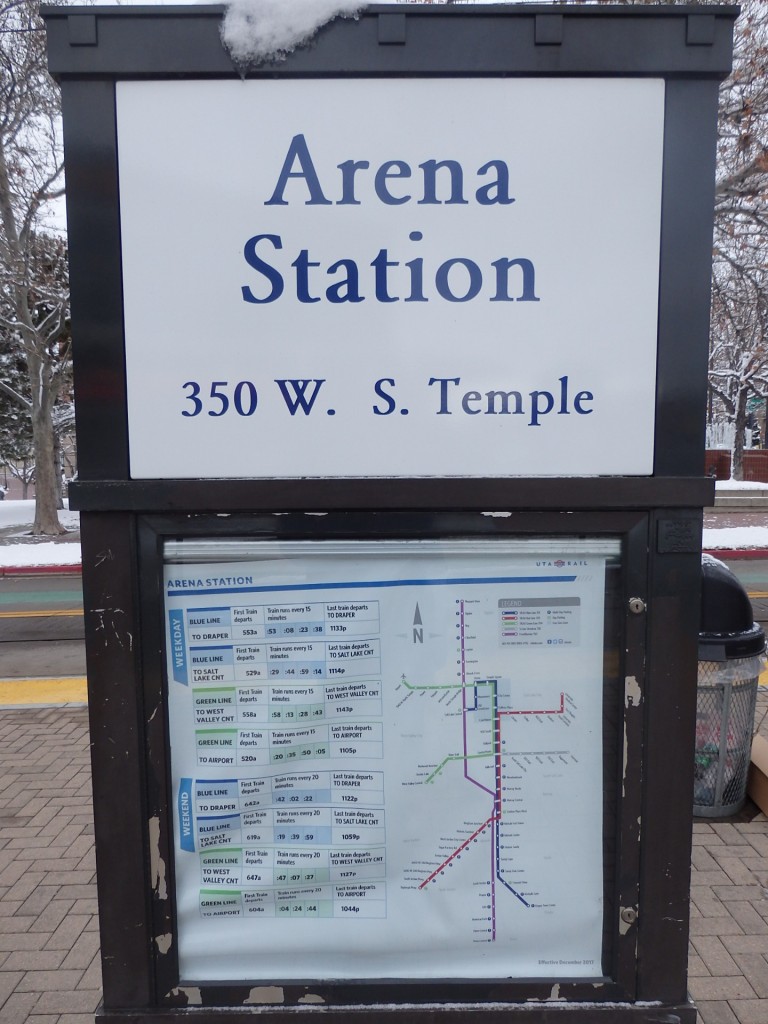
[162,538,621,982]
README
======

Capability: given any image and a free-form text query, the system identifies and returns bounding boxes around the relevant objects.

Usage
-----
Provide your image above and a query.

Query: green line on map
[426,750,493,784]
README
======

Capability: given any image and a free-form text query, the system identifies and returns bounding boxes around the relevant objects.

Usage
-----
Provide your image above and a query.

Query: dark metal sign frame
[43,5,736,1022]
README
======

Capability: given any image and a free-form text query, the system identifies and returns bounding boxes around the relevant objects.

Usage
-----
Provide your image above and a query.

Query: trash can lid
[699,554,765,660]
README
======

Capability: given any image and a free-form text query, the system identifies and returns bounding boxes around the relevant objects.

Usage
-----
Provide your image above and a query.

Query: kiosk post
[44,5,736,1022]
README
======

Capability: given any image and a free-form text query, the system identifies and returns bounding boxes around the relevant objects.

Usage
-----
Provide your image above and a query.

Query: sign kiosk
[45,5,736,1022]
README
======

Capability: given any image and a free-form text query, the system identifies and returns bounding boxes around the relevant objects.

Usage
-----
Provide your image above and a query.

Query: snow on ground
[0,499,79,532]
[715,479,768,490]
[0,500,81,568]
[0,542,81,569]
[702,526,768,551]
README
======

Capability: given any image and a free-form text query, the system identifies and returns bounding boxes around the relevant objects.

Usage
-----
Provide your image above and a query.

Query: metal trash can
[694,555,765,817]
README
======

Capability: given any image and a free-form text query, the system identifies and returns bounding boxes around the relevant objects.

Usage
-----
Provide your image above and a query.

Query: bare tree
[705,0,768,478]
[0,0,69,533]
[709,266,768,477]
[547,1,768,478]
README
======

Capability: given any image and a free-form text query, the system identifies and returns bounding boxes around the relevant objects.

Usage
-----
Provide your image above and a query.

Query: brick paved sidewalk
[690,816,768,1024]
[0,706,766,1023]
[690,686,768,1024]
[0,707,100,1024]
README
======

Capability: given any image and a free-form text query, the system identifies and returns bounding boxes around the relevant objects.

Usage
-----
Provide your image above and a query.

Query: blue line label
[169,610,187,685]
[178,778,194,852]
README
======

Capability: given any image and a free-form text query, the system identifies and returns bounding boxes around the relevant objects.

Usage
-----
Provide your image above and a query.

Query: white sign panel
[163,539,613,981]
[117,79,664,478]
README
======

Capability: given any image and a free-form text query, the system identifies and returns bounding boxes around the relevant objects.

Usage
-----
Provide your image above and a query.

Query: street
[0,573,84,680]
[2,561,768,685]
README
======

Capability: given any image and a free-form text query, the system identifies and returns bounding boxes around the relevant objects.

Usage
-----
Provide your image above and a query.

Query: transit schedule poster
[163,541,610,981]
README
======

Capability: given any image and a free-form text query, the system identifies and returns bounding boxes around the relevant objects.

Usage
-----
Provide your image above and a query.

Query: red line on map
[498,692,565,717]
[418,814,499,890]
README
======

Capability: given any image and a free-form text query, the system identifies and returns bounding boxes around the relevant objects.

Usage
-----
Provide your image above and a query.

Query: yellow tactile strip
[0,677,88,705]
[0,669,764,707]
[0,609,82,619]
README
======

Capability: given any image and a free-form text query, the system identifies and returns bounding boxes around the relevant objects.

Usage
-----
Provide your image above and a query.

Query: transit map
[163,540,610,981]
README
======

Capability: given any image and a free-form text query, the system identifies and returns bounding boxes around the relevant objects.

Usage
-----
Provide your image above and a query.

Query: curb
[0,564,82,577]
[702,549,768,561]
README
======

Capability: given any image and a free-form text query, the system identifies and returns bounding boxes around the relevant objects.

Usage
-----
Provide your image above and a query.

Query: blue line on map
[495,823,532,908]
[167,576,578,598]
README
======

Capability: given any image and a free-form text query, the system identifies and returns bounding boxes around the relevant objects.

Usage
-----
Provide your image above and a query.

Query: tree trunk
[53,431,63,510]
[28,354,64,536]
[731,388,749,481]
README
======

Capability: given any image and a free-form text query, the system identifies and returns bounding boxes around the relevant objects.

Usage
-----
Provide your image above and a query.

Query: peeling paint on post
[149,816,167,901]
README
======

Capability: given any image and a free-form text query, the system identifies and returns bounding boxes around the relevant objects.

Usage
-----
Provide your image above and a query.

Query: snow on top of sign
[221,0,369,66]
